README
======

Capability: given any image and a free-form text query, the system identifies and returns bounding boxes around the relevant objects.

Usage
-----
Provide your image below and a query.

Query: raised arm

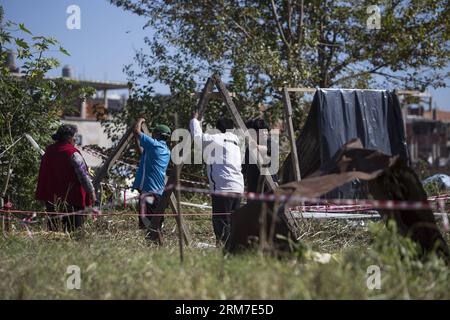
[189,112,215,147]
[134,118,145,155]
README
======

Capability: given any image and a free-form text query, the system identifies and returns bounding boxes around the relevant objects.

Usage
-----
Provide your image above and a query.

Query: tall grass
[1,212,449,299]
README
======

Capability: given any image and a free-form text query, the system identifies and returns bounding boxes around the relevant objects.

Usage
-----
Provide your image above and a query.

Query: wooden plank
[93,124,134,190]
[197,77,215,116]
[169,193,191,245]
[191,91,236,100]
[212,74,277,191]
[174,112,184,263]
[284,87,316,93]
[285,87,432,98]
[214,75,302,236]
[396,90,431,97]
[282,88,301,181]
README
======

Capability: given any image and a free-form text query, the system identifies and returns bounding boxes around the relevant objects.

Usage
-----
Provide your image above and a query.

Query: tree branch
[296,0,304,45]
[333,63,389,85]
[269,0,290,49]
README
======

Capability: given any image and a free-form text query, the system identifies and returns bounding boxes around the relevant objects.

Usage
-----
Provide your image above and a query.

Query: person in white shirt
[190,112,244,243]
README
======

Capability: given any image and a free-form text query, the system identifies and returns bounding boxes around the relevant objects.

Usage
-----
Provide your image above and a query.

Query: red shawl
[35,142,90,208]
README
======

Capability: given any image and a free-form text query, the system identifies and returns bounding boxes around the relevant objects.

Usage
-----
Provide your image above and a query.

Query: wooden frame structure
[152,74,282,225]
[93,75,302,245]
[92,120,192,246]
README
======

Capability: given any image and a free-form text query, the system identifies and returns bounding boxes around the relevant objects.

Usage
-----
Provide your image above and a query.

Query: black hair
[52,124,77,142]
[216,118,234,133]
[246,117,271,148]
[153,131,169,143]
[245,117,269,131]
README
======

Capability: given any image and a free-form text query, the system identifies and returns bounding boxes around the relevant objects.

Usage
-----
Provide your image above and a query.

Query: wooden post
[213,75,302,235]
[92,124,135,190]
[141,123,192,246]
[103,89,108,110]
[1,196,4,234]
[169,193,191,244]
[91,119,192,244]
[174,113,184,264]
[282,87,301,181]
[197,77,215,116]
[2,196,11,234]
[147,77,215,238]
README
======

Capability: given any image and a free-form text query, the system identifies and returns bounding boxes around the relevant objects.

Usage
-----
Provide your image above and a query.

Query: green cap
[151,124,171,137]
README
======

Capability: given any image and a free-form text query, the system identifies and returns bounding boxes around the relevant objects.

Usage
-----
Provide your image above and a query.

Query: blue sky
[1,0,449,108]
[1,0,156,95]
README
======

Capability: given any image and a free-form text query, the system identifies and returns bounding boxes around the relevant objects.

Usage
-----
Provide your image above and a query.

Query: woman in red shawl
[36,124,96,232]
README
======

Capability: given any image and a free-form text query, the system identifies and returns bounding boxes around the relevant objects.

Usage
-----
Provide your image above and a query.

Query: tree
[111,0,448,96]
[105,0,448,182]
[0,6,94,210]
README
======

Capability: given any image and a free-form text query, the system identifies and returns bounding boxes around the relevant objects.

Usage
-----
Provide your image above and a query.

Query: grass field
[1,202,449,299]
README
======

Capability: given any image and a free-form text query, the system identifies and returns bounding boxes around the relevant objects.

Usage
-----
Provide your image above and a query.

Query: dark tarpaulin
[227,139,449,262]
[282,89,408,199]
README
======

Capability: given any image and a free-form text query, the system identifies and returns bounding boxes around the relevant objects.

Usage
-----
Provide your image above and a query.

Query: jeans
[138,193,163,229]
[211,194,241,243]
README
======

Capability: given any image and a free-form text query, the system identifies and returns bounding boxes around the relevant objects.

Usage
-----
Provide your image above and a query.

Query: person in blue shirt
[132,117,171,242]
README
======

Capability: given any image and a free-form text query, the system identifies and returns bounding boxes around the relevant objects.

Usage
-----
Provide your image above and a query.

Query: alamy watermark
[66,5,81,30]
[366,265,381,290]
[170,128,280,175]
[66,265,81,290]
[367,5,381,30]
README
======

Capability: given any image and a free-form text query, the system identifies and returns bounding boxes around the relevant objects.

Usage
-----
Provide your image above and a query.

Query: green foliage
[111,0,449,115]
[0,217,448,299]
[423,180,442,197]
[105,0,449,176]
[0,7,94,209]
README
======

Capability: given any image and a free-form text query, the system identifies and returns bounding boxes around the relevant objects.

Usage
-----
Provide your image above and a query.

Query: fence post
[2,196,12,234]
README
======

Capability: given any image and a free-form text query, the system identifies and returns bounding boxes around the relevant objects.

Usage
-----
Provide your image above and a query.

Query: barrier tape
[2,184,450,230]
[173,184,450,211]
[2,186,450,217]
[6,182,450,215]
[0,209,233,218]
[84,147,209,188]
[98,182,450,210]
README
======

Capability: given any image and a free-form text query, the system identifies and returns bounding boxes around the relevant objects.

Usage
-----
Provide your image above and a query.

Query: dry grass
[1,206,449,299]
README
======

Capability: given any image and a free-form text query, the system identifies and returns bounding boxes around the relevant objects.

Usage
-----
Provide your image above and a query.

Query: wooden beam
[191,91,236,100]
[142,123,192,246]
[174,112,184,263]
[213,74,278,191]
[396,90,431,98]
[93,124,134,190]
[283,87,432,98]
[213,75,301,235]
[282,87,301,181]
[283,87,316,93]
[169,193,191,244]
[142,77,216,245]
[197,77,215,116]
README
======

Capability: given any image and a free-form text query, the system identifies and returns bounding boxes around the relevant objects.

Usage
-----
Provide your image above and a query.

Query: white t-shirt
[190,118,244,193]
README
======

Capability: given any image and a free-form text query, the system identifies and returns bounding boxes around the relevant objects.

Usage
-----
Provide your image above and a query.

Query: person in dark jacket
[242,117,278,193]
[36,124,96,232]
